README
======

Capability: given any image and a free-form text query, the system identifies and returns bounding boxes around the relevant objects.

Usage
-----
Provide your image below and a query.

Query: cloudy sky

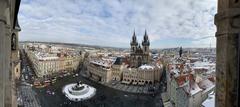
[19,0,217,48]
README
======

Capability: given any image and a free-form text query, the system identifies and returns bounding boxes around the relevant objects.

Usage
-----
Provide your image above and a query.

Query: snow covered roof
[90,60,112,67]
[38,56,59,60]
[90,57,117,68]
[35,52,59,61]
[187,82,202,96]
[198,79,215,93]
[193,61,215,68]
[139,64,154,69]
[175,74,202,96]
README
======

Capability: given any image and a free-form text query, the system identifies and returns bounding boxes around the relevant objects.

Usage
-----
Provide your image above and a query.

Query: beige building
[26,48,82,77]
[111,65,123,81]
[122,64,162,85]
[86,57,163,85]
[86,57,115,83]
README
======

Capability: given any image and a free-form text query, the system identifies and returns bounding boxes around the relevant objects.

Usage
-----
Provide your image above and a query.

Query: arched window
[11,33,17,50]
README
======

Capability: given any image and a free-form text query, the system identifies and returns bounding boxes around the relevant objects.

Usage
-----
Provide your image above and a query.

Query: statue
[179,47,183,57]
[76,81,82,86]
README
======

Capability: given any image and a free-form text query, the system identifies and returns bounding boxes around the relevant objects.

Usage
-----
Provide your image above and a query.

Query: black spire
[179,47,183,57]
[144,30,148,41]
[142,30,150,46]
[131,30,138,45]
[133,31,136,41]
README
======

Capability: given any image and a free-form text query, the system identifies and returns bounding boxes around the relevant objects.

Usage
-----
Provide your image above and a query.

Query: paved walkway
[80,71,161,94]
[18,83,41,107]
[17,50,41,107]
[35,72,164,107]
[103,80,160,94]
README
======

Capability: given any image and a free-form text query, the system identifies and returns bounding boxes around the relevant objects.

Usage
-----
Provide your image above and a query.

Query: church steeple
[131,30,138,46]
[130,30,150,67]
[144,30,148,41]
[142,30,150,46]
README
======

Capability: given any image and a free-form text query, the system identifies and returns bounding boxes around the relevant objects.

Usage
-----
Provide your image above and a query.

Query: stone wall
[0,0,21,107]
[215,0,240,107]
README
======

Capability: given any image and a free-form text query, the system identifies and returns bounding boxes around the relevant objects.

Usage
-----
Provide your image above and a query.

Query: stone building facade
[122,64,162,85]
[130,30,150,67]
[0,0,21,107]
[215,0,240,107]
[111,65,123,81]
[86,58,115,83]
[10,20,21,107]
[26,50,82,77]
[121,31,163,85]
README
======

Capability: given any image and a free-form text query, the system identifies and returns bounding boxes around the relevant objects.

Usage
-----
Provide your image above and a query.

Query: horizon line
[19,40,216,49]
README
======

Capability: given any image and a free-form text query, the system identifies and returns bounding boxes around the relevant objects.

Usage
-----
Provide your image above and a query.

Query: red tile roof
[175,74,194,86]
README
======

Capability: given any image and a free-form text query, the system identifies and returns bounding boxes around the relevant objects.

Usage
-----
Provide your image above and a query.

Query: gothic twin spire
[131,30,150,46]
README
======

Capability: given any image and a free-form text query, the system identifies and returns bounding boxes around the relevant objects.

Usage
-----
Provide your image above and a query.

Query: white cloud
[18,0,217,48]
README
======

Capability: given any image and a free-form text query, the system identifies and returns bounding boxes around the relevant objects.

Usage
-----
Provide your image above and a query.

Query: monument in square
[62,81,96,102]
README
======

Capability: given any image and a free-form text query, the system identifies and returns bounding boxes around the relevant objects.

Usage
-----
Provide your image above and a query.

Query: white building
[25,44,82,77]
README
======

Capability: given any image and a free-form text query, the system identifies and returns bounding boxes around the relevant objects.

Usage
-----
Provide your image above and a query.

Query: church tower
[129,30,150,67]
[130,31,138,54]
[142,30,150,64]
[130,31,138,67]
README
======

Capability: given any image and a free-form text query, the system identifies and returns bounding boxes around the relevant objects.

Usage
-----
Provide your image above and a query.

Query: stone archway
[145,81,148,84]
[149,81,153,85]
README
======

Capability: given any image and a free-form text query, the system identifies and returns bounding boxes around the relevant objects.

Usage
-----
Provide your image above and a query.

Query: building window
[11,33,17,50]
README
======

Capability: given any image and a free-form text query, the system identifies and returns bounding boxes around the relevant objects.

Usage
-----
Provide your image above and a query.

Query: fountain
[62,81,96,102]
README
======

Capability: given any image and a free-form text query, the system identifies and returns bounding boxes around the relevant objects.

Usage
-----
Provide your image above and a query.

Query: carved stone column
[215,0,240,107]
[0,1,8,107]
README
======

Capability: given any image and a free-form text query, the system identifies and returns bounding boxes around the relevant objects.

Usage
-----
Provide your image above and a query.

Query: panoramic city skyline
[19,0,217,48]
